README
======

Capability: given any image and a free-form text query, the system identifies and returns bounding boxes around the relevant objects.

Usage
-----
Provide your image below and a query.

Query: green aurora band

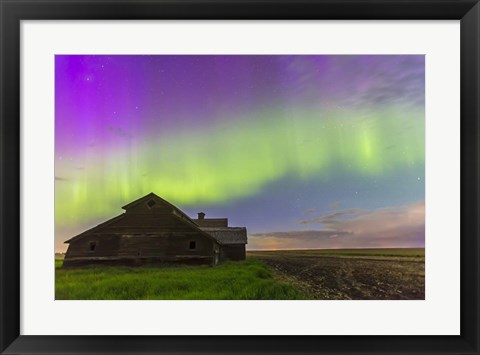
[55,105,424,228]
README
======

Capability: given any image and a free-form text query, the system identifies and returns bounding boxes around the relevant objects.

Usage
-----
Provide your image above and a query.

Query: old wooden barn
[63,193,247,268]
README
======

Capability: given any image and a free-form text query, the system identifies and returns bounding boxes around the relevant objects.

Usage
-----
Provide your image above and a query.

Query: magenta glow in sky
[55,55,425,252]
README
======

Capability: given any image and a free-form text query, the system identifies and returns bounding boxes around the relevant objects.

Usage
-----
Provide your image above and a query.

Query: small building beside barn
[63,193,247,268]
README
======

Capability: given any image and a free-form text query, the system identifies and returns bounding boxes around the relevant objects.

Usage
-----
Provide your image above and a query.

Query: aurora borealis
[55,55,425,252]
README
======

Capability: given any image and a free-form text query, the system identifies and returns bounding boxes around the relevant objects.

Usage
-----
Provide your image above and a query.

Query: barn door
[214,245,220,265]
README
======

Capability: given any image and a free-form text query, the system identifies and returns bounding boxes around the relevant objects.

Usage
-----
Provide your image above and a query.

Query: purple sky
[55,55,425,251]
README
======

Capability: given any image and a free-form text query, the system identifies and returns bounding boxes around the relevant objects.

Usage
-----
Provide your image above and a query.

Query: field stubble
[248,249,425,300]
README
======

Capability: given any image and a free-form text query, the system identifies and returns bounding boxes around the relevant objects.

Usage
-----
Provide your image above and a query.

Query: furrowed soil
[248,249,425,300]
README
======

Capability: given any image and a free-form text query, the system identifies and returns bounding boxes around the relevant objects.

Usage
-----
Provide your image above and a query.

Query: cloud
[108,126,132,139]
[328,201,342,210]
[329,201,424,238]
[248,230,351,250]
[251,230,351,240]
[330,56,425,109]
[303,208,317,215]
[248,201,425,250]
[285,55,424,109]
[299,208,366,225]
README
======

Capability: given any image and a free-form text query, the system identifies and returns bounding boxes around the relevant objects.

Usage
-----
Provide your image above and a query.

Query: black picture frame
[1,0,479,354]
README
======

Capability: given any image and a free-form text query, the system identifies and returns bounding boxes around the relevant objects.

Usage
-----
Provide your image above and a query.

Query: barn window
[189,241,196,250]
[147,199,156,208]
[89,242,97,252]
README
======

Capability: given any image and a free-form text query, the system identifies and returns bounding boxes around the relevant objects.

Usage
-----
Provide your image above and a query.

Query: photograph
[55,54,425,300]
[3,0,478,352]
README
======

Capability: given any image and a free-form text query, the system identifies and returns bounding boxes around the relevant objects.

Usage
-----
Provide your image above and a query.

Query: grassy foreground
[55,259,305,300]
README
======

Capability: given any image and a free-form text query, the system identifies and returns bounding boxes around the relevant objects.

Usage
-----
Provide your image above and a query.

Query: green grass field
[55,259,305,300]
[55,248,424,300]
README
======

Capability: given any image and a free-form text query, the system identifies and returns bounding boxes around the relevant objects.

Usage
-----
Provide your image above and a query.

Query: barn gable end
[63,193,248,268]
[63,193,220,268]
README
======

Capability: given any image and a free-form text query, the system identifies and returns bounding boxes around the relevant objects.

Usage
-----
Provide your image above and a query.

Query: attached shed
[200,228,247,261]
[192,212,247,261]
[63,193,247,268]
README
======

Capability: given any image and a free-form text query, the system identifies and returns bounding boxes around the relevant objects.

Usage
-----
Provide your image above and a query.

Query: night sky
[55,55,425,252]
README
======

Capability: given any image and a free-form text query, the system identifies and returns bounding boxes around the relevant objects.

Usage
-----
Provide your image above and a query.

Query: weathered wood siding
[219,244,246,261]
[64,234,121,258]
[63,198,217,267]
[193,218,228,228]
[64,232,215,267]
[117,232,214,260]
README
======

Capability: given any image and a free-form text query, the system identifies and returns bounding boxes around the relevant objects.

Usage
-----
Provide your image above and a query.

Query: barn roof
[64,213,126,244]
[122,192,196,225]
[200,227,247,245]
[193,218,228,228]
[64,193,246,246]
[64,193,209,244]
